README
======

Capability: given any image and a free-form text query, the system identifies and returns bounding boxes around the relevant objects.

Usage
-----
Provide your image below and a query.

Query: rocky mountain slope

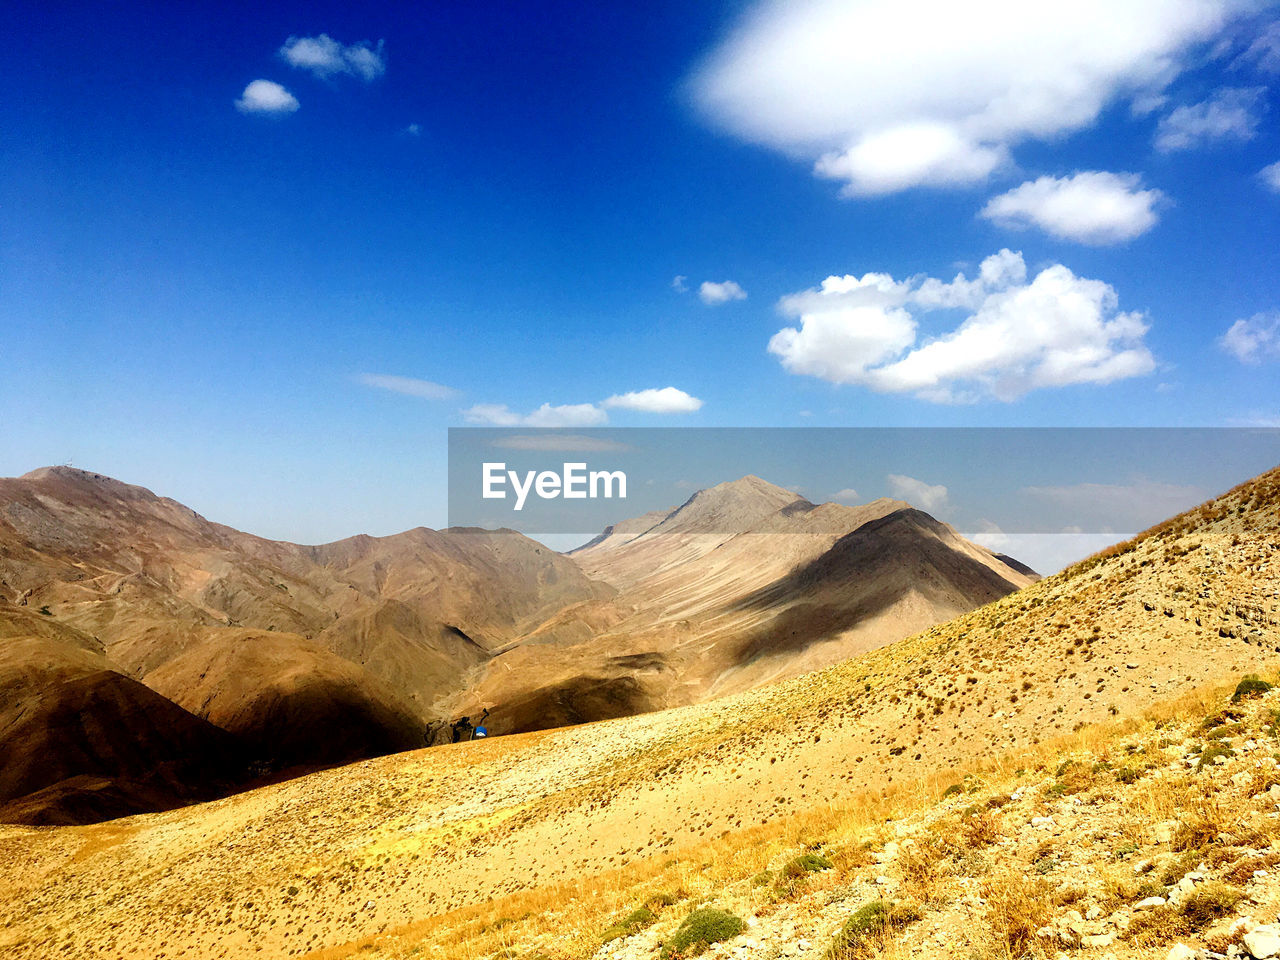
[1,464,1274,959]
[0,466,1030,821]
[455,476,1035,732]
[0,605,245,825]
[0,466,601,820]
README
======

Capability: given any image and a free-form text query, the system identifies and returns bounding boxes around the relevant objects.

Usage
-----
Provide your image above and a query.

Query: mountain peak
[697,474,809,506]
[649,474,810,535]
[18,466,159,501]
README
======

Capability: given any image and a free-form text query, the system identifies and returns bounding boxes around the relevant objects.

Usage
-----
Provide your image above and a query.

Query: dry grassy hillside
[3,465,1276,960]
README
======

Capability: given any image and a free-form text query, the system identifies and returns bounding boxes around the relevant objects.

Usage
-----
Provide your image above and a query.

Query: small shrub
[38,605,51,616]
[1114,766,1142,784]
[1196,743,1235,771]
[749,871,772,887]
[660,908,746,959]
[826,901,920,959]
[782,852,834,877]
[831,900,889,945]
[1133,879,1166,900]
[602,906,656,943]
[772,852,833,898]
[1032,855,1057,875]
[1179,882,1244,929]
[1233,675,1273,703]
[942,783,964,798]
[1206,723,1245,740]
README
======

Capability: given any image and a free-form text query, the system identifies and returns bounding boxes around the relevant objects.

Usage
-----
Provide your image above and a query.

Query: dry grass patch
[981,872,1051,958]
[897,838,948,905]
[1125,881,1245,946]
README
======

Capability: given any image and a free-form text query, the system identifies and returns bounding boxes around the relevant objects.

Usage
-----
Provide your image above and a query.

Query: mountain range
[0,465,1032,823]
[1,464,1275,960]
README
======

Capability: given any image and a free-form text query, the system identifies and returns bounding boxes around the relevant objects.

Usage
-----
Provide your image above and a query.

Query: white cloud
[768,250,1155,402]
[463,403,608,428]
[465,386,705,426]
[832,488,861,503]
[1220,312,1280,363]
[280,34,386,81]
[1261,161,1280,192]
[1154,86,1266,151]
[358,373,456,399]
[672,275,689,293]
[602,387,704,414]
[235,80,299,114]
[887,474,948,511]
[690,0,1240,195]
[1239,20,1280,73]
[404,123,422,137]
[814,123,1008,195]
[980,171,1164,245]
[699,280,747,305]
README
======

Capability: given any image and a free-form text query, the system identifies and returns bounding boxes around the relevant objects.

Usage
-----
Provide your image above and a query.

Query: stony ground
[366,678,1280,960]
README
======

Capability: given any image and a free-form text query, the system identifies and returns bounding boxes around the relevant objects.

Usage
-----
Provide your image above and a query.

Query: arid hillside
[1,465,1275,960]
[0,466,1029,822]
[0,466,602,820]
[455,475,1035,732]
[0,605,245,826]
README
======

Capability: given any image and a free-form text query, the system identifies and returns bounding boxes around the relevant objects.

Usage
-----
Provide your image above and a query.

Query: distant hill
[0,466,601,820]
[458,475,1036,732]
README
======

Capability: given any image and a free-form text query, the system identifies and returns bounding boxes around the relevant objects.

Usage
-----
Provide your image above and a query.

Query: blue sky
[3,0,1280,544]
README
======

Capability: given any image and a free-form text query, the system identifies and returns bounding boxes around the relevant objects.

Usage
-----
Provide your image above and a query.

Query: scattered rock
[1245,925,1280,959]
